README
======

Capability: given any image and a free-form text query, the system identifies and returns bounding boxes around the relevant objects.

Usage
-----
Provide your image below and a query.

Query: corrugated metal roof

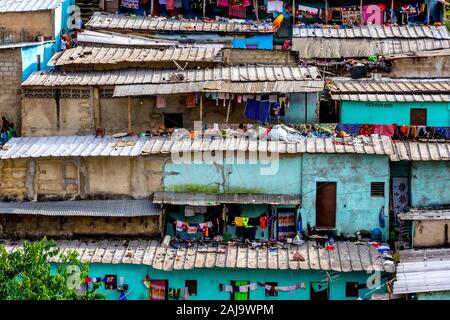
[393,248,450,294]
[385,48,450,60]
[0,0,60,13]
[293,37,450,59]
[77,30,179,47]
[0,40,54,50]
[0,238,395,272]
[0,135,148,159]
[329,78,450,102]
[141,135,394,156]
[0,200,161,217]
[399,209,450,221]
[22,66,322,87]
[113,82,207,96]
[86,14,274,34]
[113,79,324,96]
[48,45,223,67]
[390,140,450,161]
[153,192,301,206]
[292,25,450,39]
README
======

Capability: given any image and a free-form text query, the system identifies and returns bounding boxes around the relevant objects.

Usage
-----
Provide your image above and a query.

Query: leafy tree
[0,238,106,300]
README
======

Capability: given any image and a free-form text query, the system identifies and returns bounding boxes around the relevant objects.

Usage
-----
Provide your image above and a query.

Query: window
[163,113,183,128]
[265,282,278,297]
[371,182,385,197]
[346,282,359,298]
[185,280,197,296]
[410,108,427,126]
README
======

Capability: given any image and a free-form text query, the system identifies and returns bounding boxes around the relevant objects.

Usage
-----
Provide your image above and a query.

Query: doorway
[316,182,337,228]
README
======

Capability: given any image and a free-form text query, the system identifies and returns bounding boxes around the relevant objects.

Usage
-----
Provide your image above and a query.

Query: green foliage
[0,238,106,300]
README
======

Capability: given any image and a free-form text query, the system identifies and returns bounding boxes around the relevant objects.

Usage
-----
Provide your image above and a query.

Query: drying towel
[121,0,139,9]
[166,0,175,10]
[374,124,395,137]
[218,0,229,6]
[150,280,167,300]
[245,99,270,123]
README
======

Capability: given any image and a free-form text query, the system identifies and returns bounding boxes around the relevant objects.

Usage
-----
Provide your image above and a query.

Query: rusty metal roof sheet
[22,65,322,87]
[0,135,147,159]
[329,78,450,102]
[0,200,161,217]
[141,135,394,156]
[0,0,60,13]
[390,140,450,161]
[399,209,450,221]
[86,14,274,34]
[292,38,450,59]
[113,82,207,96]
[292,25,450,39]
[48,45,223,66]
[0,238,394,272]
[153,192,301,206]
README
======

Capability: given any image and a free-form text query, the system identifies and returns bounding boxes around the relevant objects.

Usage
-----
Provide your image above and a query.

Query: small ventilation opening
[371,182,385,197]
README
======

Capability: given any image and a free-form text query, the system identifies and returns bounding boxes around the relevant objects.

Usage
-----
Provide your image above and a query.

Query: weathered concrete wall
[83,156,164,199]
[0,159,28,201]
[0,156,165,201]
[21,96,92,136]
[389,55,450,78]
[163,154,301,195]
[0,48,22,128]
[301,154,390,238]
[413,220,450,248]
[0,215,160,238]
[222,48,297,65]
[0,11,55,43]
[411,161,450,208]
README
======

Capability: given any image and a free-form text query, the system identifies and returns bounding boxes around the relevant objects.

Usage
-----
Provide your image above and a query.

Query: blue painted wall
[285,93,318,124]
[301,154,390,238]
[163,156,302,195]
[81,263,386,300]
[340,101,450,126]
[21,42,56,81]
[231,34,273,50]
[411,161,450,208]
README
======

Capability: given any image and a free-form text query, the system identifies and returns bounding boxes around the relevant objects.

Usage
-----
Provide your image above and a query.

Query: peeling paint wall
[0,215,160,238]
[163,154,302,195]
[411,161,450,207]
[301,154,390,238]
[412,220,450,248]
[0,11,54,43]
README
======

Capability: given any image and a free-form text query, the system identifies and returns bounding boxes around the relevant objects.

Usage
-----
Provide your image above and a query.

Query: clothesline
[219,281,307,293]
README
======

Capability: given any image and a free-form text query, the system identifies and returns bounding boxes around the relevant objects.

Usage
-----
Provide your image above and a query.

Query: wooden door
[410,108,427,126]
[310,282,329,301]
[316,182,337,228]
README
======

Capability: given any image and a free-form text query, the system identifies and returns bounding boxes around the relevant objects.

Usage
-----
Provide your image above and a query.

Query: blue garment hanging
[379,206,385,228]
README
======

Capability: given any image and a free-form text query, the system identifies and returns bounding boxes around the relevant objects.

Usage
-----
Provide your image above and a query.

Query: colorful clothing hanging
[277,209,296,240]
[229,5,246,18]
[245,99,270,123]
[217,0,229,7]
[392,177,409,225]
[166,0,175,10]
[150,280,167,300]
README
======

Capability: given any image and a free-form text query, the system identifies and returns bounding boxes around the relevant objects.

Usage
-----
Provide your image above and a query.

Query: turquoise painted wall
[83,263,386,300]
[411,161,450,208]
[21,42,56,81]
[301,154,390,238]
[163,156,302,195]
[285,93,318,124]
[340,101,450,126]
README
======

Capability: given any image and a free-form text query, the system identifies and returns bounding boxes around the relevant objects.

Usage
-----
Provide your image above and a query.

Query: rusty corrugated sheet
[390,140,450,161]
[0,238,394,272]
[86,14,274,34]
[22,66,322,87]
[329,78,450,102]
[48,45,223,66]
